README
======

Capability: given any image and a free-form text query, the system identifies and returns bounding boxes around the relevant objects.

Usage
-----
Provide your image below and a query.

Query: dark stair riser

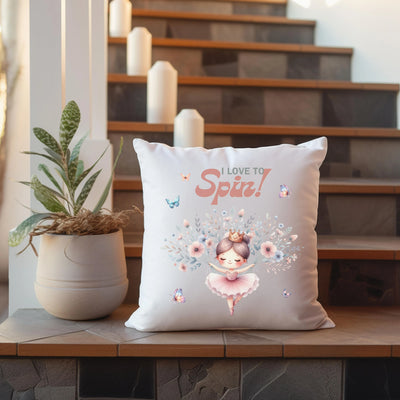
[109,42,351,80]
[131,16,314,44]
[318,194,400,236]
[114,186,400,237]
[133,0,286,16]
[110,133,400,179]
[124,257,400,308]
[108,83,397,127]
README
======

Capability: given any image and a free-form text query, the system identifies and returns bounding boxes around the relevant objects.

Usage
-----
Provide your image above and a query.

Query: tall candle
[174,109,204,148]
[109,0,132,38]
[147,61,178,124]
[127,27,152,76]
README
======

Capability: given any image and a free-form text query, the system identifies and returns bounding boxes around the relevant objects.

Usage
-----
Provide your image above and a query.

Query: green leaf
[44,147,63,165]
[31,176,69,214]
[55,167,69,187]
[72,145,108,191]
[65,149,71,166]
[70,134,87,164]
[38,164,64,194]
[33,127,62,155]
[8,213,52,247]
[92,137,123,214]
[23,151,63,169]
[60,100,80,153]
[75,160,84,180]
[74,170,101,214]
[68,158,78,184]
[18,181,31,187]
[27,178,70,204]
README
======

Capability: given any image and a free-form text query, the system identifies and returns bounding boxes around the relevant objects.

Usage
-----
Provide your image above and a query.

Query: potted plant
[8,100,134,320]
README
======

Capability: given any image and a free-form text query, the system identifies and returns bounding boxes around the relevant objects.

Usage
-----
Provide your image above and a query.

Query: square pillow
[125,137,334,331]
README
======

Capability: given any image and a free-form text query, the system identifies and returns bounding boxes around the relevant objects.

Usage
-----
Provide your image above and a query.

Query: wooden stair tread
[108,121,400,138]
[123,234,400,260]
[114,175,400,194]
[109,37,353,55]
[131,9,314,26]
[136,0,287,4]
[319,178,400,194]
[4,305,400,358]
[108,74,400,91]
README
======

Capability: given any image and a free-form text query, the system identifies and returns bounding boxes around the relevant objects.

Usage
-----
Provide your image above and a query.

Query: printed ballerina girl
[205,230,259,315]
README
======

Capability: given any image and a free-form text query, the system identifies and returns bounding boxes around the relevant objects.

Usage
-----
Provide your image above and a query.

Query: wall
[287,0,400,128]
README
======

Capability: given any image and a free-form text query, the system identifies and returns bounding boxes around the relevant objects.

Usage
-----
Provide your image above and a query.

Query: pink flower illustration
[290,235,298,242]
[205,239,213,248]
[260,241,277,258]
[179,263,188,272]
[183,219,190,228]
[188,241,205,258]
[238,209,245,217]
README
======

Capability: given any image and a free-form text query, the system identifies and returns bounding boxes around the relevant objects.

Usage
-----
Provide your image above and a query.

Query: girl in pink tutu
[206,230,259,315]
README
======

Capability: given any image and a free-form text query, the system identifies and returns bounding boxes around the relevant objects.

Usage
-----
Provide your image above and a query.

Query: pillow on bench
[125,137,334,331]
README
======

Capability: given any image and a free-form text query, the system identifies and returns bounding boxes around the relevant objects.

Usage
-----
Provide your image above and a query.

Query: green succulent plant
[8,100,124,251]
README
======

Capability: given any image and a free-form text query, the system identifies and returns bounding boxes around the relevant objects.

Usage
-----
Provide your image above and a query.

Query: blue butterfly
[166,195,180,208]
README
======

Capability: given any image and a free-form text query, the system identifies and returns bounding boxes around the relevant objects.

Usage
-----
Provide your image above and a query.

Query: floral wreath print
[162,208,301,315]
[162,208,301,274]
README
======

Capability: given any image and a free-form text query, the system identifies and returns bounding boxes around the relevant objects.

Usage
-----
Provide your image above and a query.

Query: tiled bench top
[1,305,400,358]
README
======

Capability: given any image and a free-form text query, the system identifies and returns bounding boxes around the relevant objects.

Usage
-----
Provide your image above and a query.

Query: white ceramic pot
[35,230,128,320]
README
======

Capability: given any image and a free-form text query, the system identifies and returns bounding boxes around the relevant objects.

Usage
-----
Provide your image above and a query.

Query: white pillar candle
[127,27,152,76]
[109,0,132,38]
[174,109,205,148]
[147,61,178,124]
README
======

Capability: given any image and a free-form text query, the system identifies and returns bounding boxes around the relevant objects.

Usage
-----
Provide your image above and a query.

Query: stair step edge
[109,37,353,55]
[131,9,315,26]
[114,176,400,194]
[108,122,400,138]
[108,74,400,91]
[124,235,400,260]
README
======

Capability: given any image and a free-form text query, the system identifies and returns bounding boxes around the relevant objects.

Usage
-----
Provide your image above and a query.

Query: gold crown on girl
[228,229,244,243]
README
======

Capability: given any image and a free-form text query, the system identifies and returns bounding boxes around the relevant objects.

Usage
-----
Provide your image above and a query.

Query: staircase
[108,0,400,309]
[1,2,400,399]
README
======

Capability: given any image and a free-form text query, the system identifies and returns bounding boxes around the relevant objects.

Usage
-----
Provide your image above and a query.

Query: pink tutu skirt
[205,272,259,298]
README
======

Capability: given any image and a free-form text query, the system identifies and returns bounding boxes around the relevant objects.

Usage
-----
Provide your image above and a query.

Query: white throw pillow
[125,137,334,331]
